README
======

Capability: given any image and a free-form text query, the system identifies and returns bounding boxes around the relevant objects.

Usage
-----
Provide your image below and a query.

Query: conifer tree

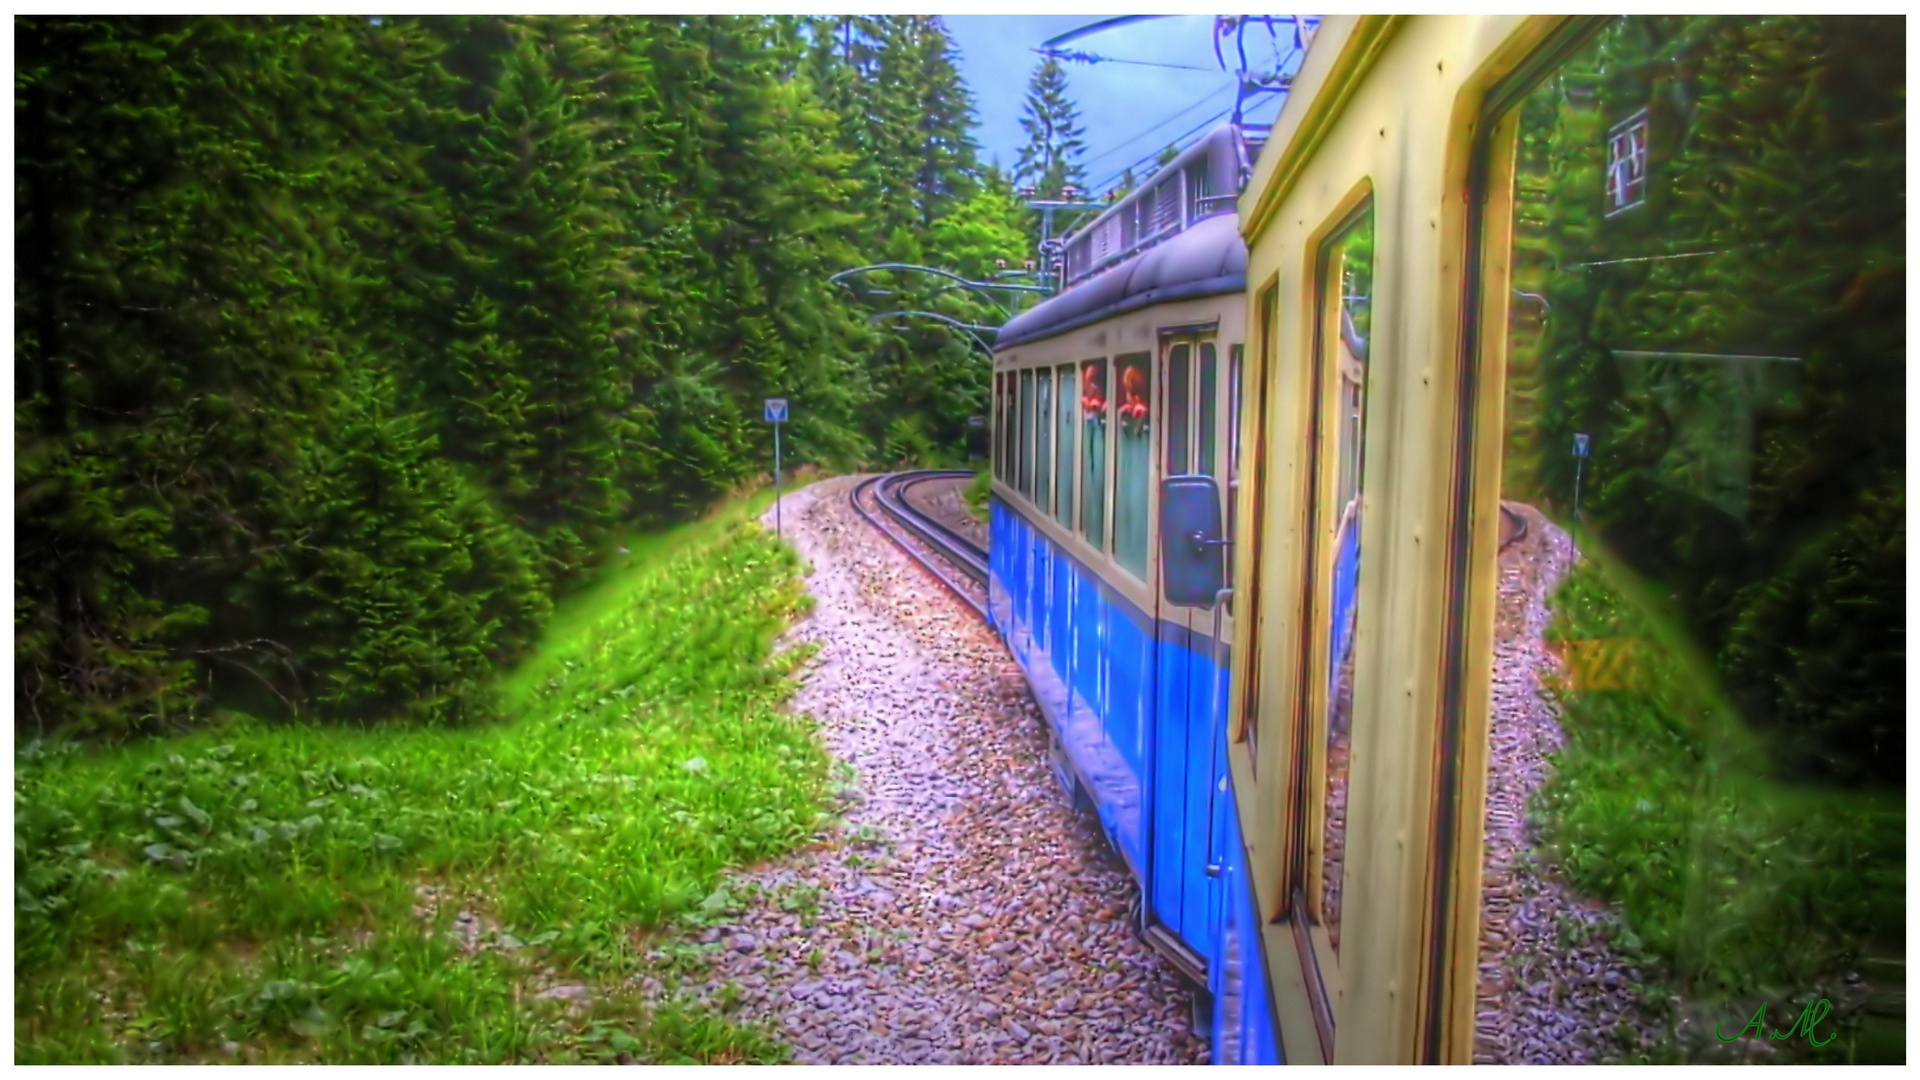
[14,12,1018,736]
[1013,57,1088,199]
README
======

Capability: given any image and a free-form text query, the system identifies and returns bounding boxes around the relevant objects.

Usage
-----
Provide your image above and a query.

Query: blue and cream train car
[998,14,1903,1067]
[987,123,1279,1063]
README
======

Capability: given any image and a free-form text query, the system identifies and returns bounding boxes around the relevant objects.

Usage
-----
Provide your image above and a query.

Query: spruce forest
[16,15,1034,740]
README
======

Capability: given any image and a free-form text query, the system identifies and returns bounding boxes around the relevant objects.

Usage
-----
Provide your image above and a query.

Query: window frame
[1054,362,1078,529]
[1035,366,1054,515]
[1111,350,1155,580]
[1017,367,1035,497]
[1079,357,1112,551]
[1423,18,1609,1065]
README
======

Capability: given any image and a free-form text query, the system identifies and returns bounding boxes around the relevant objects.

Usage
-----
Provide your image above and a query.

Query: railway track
[850,471,990,621]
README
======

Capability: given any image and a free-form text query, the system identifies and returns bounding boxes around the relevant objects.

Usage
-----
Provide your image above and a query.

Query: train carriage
[988,122,1272,1058]
[991,13,1902,1066]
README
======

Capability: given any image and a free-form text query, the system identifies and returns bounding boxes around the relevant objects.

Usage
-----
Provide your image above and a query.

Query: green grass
[963,466,990,522]
[15,492,831,1063]
[1534,549,1904,1063]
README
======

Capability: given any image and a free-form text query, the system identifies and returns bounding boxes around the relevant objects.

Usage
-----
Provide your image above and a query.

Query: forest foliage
[1499,14,1904,786]
[15,15,1034,740]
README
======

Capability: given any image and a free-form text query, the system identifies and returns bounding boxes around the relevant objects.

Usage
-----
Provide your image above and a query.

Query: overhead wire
[1078,82,1236,171]
[1086,103,1233,197]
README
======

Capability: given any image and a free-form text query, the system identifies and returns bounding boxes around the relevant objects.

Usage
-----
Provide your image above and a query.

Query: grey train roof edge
[994,213,1249,352]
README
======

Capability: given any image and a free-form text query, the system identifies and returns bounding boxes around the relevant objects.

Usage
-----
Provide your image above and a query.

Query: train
[987,14,1904,1066]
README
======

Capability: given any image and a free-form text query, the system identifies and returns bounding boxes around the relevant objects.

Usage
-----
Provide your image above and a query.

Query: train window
[1006,374,1021,484]
[1238,292,1275,757]
[1225,345,1242,541]
[1006,372,1021,486]
[1079,359,1109,548]
[1453,16,1902,1065]
[1166,342,1192,476]
[1113,353,1153,579]
[1196,342,1218,480]
[1017,368,1034,497]
[1304,202,1373,963]
[991,373,1003,481]
[1054,363,1076,528]
[1034,368,1053,514]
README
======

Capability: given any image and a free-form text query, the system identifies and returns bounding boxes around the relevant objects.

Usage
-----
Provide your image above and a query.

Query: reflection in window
[1239,288,1274,757]
[1080,359,1109,547]
[1167,343,1192,475]
[1035,369,1053,514]
[1017,368,1034,497]
[1471,16,1903,1065]
[992,373,1005,481]
[1198,343,1219,480]
[1226,344,1243,540]
[1114,353,1153,578]
[1315,208,1373,957]
[1055,364,1077,528]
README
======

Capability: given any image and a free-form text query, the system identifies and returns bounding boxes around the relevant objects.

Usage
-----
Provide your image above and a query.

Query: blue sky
[943,15,1307,196]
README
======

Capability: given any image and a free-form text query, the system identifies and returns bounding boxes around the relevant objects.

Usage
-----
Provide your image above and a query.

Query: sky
[943,15,1311,197]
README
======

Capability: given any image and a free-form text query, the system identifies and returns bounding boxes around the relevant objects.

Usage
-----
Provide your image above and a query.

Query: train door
[1147,330,1233,986]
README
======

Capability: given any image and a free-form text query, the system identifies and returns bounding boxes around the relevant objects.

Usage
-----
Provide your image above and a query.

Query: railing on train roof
[1059,123,1267,291]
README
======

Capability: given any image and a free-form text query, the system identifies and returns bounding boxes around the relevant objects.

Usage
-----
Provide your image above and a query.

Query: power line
[1087,104,1233,196]
[1039,48,1218,73]
[1079,82,1235,171]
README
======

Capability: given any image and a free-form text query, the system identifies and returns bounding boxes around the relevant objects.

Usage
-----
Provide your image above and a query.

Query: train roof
[994,124,1258,353]
[994,213,1247,352]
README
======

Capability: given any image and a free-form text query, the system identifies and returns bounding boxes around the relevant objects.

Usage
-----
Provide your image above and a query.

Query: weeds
[963,466,991,522]
[1534,555,1903,1062]
[16,495,829,1063]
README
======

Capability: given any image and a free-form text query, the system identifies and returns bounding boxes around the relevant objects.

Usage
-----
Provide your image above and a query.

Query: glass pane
[1472,16,1903,1065]
[1317,207,1373,957]
[1167,343,1192,475]
[1036,369,1053,514]
[1114,353,1153,578]
[1080,359,1108,546]
[1018,368,1034,497]
[1228,342,1244,542]
[1198,343,1219,479]
[1236,286,1268,755]
[992,373,1004,480]
[1055,364,1076,528]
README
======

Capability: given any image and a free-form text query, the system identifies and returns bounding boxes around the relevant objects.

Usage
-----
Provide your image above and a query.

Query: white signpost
[765,399,788,538]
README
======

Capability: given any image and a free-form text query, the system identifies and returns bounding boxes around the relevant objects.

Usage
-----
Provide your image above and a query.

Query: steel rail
[849,473,989,621]
[887,472,990,582]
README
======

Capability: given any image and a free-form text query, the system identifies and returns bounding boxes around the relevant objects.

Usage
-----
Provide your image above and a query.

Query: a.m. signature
[1716,998,1835,1048]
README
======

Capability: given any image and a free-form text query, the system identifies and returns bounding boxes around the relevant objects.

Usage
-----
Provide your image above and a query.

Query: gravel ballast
[655,477,1205,1065]
[1472,503,1664,1064]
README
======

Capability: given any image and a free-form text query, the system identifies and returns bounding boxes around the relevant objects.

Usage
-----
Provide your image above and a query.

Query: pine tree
[896,16,981,227]
[1013,57,1088,199]
[13,13,1019,737]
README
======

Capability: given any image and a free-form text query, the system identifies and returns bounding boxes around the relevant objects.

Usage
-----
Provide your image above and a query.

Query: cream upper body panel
[1230,15,1563,1066]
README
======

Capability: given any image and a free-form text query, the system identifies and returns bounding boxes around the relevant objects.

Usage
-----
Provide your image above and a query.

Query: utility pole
[1017,184,1107,292]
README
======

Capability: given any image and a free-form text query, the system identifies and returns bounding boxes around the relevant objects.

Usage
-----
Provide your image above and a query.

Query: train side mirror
[1160,475,1228,608]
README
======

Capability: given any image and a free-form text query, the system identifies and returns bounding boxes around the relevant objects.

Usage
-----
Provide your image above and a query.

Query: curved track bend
[850,471,989,621]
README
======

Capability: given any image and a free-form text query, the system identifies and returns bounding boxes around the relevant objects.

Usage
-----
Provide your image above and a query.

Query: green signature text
[1715,998,1836,1048]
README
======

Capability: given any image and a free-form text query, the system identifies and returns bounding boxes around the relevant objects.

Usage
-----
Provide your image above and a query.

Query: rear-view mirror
[1160,475,1227,608]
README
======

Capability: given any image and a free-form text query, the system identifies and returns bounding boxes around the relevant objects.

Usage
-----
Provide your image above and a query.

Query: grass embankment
[963,467,990,522]
[15,494,833,1064]
[1535,554,1904,1063]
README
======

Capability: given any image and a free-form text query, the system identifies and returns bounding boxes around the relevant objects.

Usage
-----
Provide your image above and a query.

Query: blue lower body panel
[991,494,1281,1064]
